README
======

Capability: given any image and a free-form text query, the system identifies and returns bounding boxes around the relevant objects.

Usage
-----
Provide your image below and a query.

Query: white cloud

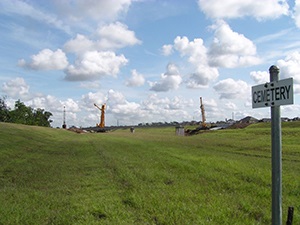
[213,78,250,99]
[277,51,300,83]
[224,101,238,111]
[81,91,106,110]
[172,36,219,87]
[2,80,81,127]
[79,90,196,125]
[19,49,68,70]
[27,89,196,127]
[209,20,261,68]
[64,34,94,53]
[96,22,141,50]
[149,63,182,92]
[174,36,207,64]
[293,0,300,28]
[198,0,289,20]
[107,89,127,105]
[26,95,79,127]
[65,51,128,81]
[64,22,140,53]
[141,94,193,121]
[29,95,60,111]
[60,98,80,112]
[125,70,145,87]
[161,44,173,56]
[107,89,145,123]
[186,65,219,89]
[294,84,300,94]
[250,71,269,84]
[196,98,229,121]
[2,77,30,99]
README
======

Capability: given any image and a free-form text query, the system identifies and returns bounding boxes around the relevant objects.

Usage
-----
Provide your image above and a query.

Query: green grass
[0,122,299,224]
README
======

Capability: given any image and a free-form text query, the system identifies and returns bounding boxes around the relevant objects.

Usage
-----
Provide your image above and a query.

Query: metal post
[269,65,282,225]
[286,206,294,225]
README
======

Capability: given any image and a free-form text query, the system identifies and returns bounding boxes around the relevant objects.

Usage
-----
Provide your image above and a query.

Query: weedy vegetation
[0,122,299,224]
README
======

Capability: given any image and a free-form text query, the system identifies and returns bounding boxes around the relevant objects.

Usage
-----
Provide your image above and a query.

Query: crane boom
[200,97,206,128]
[94,103,106,128]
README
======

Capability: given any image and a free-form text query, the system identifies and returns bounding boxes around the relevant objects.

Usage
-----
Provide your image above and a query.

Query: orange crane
[200,97,207,128]
[94,103,106,128]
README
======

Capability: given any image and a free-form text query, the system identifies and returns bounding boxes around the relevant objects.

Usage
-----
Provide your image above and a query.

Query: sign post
[270,65,282,225]
[252,65,294,225]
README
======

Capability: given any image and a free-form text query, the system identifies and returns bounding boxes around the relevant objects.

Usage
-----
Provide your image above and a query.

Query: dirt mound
[68,127,86,133]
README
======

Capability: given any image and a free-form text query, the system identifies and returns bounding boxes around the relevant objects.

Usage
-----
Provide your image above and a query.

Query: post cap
[269,65,279,74]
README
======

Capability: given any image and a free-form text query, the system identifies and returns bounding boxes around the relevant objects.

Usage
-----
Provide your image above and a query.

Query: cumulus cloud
[96,22,141,50]
[64,34,94,54]
[174,36,207,64]
[250,71,269,84]
[163,24,260,87]
[106,89,146,123]
[198,0,289,20]
[149,63,182,92]
[81,91,106,110]
[208,20,261,68]
[29,95,60,111]
[19,49,68,70]
[27,94,80,127]
[2,77,30,99]
[224,101,238,111]
[172,36,219,87]
[98,90,191,124]
[125,70,145,87]
[213,78,250,99]
[186,66,219,89]
[60,98,80,112]
[64,22,140,53]
[65,51,128,81]
[141,94,193,119]
[277,51,300,83]
[1,77,82,126]
[161,44,173,56]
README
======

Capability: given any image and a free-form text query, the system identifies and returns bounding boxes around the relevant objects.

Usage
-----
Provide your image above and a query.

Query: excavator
[94,103,106,128]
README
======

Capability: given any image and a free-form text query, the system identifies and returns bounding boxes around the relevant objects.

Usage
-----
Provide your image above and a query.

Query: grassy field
[0,122,299,224]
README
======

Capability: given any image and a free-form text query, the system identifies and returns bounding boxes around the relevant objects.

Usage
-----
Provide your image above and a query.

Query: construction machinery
[200,97,207,129]
[94,103,106,128]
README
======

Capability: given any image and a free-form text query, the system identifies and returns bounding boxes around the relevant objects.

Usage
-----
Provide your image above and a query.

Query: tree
[33,108,53,127]
[9,100,34,125]
[0,96,10,122]
[0,98,53,127]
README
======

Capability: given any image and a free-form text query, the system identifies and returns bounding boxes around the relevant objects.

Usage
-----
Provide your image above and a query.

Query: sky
[1,0,300,128]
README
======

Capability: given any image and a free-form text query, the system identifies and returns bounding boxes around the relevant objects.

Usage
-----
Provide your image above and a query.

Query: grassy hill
[0,122,299,224]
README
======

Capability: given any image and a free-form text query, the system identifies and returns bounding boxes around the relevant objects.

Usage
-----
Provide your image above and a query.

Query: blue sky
[1,0,300,127]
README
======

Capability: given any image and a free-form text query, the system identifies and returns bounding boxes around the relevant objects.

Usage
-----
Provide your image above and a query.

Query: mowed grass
[0,122,299,224]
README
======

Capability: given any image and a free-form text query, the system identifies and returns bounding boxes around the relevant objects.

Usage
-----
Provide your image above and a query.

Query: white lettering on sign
[252,78,293,108]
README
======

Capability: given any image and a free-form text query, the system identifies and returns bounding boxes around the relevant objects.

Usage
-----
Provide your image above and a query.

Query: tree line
[0,97,53,127]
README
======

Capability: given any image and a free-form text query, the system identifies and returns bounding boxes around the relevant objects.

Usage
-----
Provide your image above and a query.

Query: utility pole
[62,106,66,129]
